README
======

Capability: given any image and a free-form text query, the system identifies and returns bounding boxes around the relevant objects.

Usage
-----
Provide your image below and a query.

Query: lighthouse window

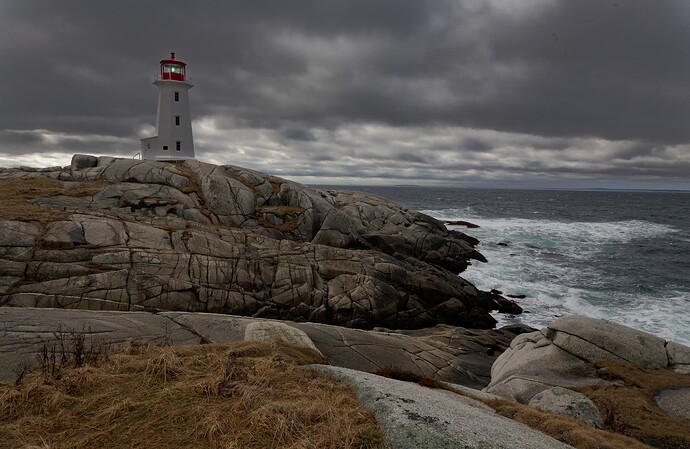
[175,115,180,126]
[176,141,181,151]
[174,92,179,102]
[163,145,168,151]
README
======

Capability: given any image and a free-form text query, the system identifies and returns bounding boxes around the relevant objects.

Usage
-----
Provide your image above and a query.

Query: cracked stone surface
[310,365,575,449]
[0,307,519,388]
[0,307,199,381]
[0,155,521,330]
[484,315,690,402]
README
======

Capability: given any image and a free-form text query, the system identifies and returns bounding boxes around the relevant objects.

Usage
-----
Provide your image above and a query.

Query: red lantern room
[159,52,186,81]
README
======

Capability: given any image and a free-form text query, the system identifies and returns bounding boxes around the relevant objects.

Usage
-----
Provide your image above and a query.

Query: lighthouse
[140,53,195,160]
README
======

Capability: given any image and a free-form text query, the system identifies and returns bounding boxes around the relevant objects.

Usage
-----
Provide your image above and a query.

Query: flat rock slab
[310,365,575,449]
[548,315,668,368]
[0,307,199,381]
[1,308,511,388]
[656,388,690,419]
[162,311,491,387]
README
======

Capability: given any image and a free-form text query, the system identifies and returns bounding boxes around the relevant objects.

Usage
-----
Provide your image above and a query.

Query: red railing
[154,73,192,83]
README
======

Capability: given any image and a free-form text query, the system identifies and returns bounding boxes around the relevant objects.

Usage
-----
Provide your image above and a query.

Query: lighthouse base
[140,136,196,161]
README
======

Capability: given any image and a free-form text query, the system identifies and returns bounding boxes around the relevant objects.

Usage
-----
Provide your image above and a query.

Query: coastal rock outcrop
[0,155,517,330]
[0,307,520,387]
[484,315,690,403]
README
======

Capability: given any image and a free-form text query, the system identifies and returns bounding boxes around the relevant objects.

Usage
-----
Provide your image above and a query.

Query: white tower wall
[141,58,196,161]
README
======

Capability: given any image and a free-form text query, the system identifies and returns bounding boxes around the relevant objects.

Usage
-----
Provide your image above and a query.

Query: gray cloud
[0,0,689,188]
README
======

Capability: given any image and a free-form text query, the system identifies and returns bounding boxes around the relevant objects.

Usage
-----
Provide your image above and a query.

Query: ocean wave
[420,207,481,220]
[438,215,677,248]
[453,215,688,345]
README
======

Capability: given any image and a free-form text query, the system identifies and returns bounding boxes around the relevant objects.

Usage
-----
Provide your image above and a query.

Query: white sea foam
[425,210,689,345]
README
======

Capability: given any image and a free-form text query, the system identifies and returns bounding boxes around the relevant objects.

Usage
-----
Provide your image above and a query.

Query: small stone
[655,387,690,419]
[529,386,604,428]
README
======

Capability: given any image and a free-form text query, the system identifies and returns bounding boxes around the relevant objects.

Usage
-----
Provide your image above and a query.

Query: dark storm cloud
[279,127,318,142]
[1,0,689,187]
[462,138,493,152]
[0,130,43,146]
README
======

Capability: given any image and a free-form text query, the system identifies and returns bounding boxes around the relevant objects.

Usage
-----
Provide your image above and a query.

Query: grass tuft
[577,359,690,449]
[0,339,387,449]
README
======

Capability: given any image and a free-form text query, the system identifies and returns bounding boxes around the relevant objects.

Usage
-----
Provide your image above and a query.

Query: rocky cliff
[0,155,519,329]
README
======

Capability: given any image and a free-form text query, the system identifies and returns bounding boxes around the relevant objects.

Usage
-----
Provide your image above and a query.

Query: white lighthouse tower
[141,52,195,160]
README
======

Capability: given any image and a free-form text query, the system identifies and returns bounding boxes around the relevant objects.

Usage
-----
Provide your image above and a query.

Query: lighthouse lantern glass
[161,62,185,81]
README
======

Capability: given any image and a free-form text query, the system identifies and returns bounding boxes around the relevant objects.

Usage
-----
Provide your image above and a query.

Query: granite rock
[528,386,604,428]
[485,315,690,402]
[655,387,690,419]
[0,307,518,388]
[0,156,519,329]
[311,365,575,449]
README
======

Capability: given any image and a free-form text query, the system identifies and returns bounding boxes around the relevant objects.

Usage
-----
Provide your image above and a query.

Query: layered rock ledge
[0,307,528,388]
[0,155,519,329]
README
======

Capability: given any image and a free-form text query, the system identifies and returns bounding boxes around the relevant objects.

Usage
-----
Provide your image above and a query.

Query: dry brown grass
[485,398,653,449]
[256,206,305,217]
[266,176,285,195]
[578,360,690,449]
[172,162,201,195]
[255,206,305,234]
[0,177,103,223]
[0,340,388,449]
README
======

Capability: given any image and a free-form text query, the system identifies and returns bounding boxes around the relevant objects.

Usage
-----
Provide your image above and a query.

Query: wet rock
[479,290,523,314]
[446,220,480,228]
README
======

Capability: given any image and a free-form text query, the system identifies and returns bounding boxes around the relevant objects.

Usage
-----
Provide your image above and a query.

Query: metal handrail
[153,73,192,83]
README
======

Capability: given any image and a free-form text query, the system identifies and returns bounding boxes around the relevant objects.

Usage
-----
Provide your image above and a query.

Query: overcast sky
[1,0,690,189]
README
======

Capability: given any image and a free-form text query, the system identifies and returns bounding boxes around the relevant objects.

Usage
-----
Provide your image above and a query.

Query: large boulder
[485,315,690,402]
[63,157,488,272]
[70,154,98,171]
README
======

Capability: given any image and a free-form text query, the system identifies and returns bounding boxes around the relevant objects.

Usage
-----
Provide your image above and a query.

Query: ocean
[325,186,690,345]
